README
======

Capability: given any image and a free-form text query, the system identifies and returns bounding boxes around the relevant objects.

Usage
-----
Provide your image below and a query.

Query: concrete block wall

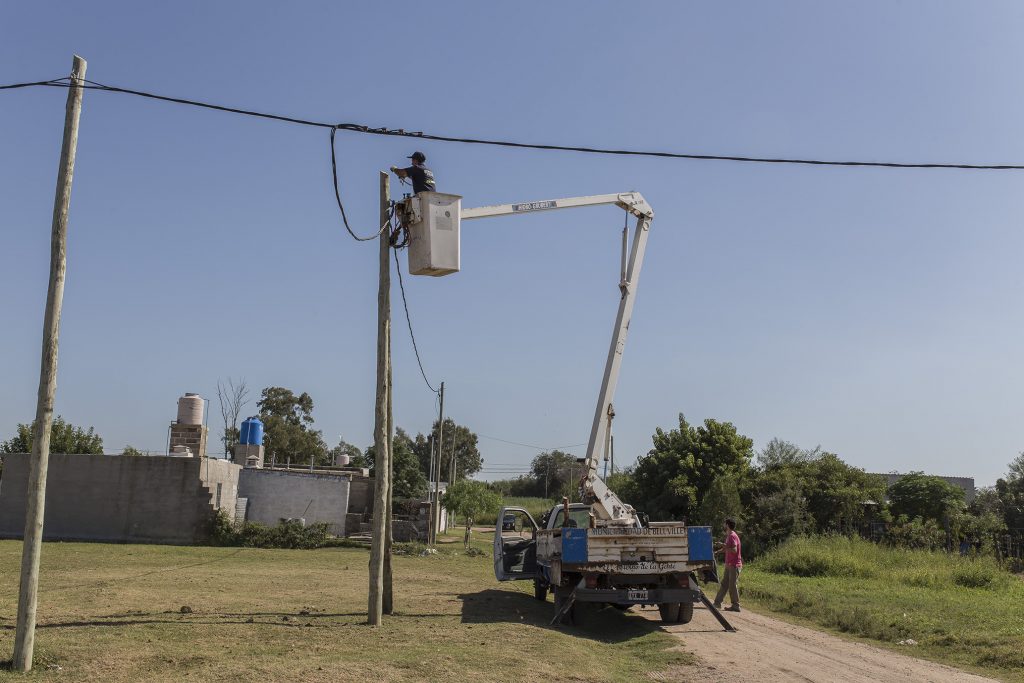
[0,453,240,544]
[237,469,351,534]
[169,423,208,458]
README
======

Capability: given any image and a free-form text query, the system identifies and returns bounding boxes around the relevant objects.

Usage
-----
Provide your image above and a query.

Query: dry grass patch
[0,540,692,682]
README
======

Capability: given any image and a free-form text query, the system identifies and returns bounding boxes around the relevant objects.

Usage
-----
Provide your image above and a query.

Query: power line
[477,433,587,451]
[6,77,1024,171]
[393,246,438,394]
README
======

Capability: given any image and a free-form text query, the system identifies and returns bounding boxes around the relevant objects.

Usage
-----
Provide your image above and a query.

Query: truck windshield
[550,508,591,529]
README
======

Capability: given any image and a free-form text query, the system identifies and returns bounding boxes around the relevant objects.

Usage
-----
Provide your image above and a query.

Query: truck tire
[533,578,548,602]
[658,602,680,623]
[677,602,694,624]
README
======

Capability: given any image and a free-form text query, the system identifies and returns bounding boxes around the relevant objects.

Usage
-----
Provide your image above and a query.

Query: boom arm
[462,192,653,526]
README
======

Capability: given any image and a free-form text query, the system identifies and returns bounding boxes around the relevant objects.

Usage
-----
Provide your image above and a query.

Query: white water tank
[177,393,204,425]
[336,454,351,467]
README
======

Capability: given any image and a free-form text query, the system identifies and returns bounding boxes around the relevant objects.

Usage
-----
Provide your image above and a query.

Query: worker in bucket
[390,151,436,194]
[713,517,742,612]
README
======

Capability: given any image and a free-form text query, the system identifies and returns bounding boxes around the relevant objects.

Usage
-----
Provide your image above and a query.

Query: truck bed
[536,523,715,574]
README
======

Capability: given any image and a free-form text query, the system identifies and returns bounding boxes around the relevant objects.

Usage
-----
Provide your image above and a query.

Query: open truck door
[493,507,540,581]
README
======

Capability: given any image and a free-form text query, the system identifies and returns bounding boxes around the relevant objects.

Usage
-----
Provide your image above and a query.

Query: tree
[630,414,754,521]
[257,387,327,466]
[330,438,367,468]
[758,438,820,469]
[412,418,483,481]
[442,479,502,548]
[888,472,965,523]
[531,450,579,499]
[216,377,249,457]
[366,429,427,499]
[995,452,1024,530]
[696,473,743,527]
[802,453,886,532]
[1,416,103,455]
[121,445,144,457]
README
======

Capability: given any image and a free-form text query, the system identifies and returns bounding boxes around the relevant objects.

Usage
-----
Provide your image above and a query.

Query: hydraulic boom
[461,192,653,526]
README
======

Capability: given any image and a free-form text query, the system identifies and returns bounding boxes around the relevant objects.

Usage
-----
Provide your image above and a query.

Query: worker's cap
[408,151,426,163]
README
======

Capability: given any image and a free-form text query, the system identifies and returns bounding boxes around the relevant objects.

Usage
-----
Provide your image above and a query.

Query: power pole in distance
[13,54,87,673]
[367,171,392,626]
[430,382,445,544]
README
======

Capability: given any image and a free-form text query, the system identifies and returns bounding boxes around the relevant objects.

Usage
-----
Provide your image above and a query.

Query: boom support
[461,192,653,526]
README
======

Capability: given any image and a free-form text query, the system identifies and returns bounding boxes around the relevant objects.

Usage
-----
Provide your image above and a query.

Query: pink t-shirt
[725,530,742,567]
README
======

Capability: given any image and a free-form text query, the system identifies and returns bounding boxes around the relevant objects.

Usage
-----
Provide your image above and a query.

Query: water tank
[177,393,204,425]
[336,454,350,467]
[239,416,264,446]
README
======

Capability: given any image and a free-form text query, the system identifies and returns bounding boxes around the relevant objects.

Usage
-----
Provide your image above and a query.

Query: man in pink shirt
[713,518,742,612]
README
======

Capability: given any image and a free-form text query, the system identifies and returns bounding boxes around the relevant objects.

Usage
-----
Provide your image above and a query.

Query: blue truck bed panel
[686,526,714,561]
[561,527,589,563]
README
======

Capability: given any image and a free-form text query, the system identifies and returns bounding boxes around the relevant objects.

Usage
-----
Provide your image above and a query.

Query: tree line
[491,413,1024,557]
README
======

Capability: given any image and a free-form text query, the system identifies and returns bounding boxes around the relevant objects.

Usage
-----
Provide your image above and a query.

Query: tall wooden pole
[13,54,87,673]
[367,171,391,626]
[382,174,395,615]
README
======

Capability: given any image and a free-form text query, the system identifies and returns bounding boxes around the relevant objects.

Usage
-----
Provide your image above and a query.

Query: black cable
[330,127,388,241]
[392,247,439,394]
[8,78,1024,171]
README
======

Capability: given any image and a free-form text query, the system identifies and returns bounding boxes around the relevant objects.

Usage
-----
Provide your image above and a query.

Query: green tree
[631,414,753,521]
[1,417,103,455]
[330,438,367,468]
[121,445,144,456]
[257,387,327,466]
[442,479,502,548]
[803,453,886,532]
[697,473,743,527]
[758,438,820,468]
[413,418,483,481]
[996,453,1024,530]
[888,472,965,523]
[366,429,428,499]
[531,450,579,500]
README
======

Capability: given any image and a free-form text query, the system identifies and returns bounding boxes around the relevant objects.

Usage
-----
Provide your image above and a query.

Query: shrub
[210,510,332,549]
[758,536,874,578]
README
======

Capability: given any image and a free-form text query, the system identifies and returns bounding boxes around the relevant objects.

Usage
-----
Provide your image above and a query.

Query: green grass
[475,497,556,525]
[0,540,692,682]
[743,536,1024,681]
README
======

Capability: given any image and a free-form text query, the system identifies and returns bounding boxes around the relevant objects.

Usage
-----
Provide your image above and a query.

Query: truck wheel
[658,602,680,623]
[677,603,694,624]
[533,578,548,602]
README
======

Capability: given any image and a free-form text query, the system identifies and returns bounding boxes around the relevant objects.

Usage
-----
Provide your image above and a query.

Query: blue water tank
[240,416,264,446]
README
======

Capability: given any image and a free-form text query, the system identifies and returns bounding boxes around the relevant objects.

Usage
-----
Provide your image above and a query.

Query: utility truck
[401,189,732,628]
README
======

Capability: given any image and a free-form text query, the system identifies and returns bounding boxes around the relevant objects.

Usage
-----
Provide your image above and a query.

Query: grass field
[742,536,1024,682]
[0,535,691,682]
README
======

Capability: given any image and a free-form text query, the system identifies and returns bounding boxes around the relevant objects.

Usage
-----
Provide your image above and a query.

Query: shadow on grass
[458,589,663,644]
[0,609,453,631]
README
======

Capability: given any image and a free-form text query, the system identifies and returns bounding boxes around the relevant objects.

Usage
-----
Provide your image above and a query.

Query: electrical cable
[330,127,389,241]
[477,434,587,451]
[7,77,1024,171]
[392,245,439,394]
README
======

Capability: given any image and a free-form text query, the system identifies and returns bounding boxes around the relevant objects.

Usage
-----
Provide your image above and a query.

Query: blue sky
[2,2,1022,486]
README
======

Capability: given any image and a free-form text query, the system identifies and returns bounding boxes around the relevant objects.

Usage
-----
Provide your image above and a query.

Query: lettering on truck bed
[588,527,686,536]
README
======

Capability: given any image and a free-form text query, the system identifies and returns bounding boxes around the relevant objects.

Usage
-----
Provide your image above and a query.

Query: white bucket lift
[404,191,462,276]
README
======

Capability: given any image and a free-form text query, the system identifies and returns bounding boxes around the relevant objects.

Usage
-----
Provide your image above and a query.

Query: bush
[758,536,875,578]
[210,510,332,549]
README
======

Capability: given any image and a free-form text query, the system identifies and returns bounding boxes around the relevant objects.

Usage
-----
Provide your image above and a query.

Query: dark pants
[714,565,740,606]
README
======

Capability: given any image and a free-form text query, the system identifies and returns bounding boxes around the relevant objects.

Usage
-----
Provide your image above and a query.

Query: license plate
[627,590,648,601]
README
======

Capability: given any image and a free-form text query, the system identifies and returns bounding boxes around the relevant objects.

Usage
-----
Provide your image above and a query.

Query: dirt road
[645,604,998,683]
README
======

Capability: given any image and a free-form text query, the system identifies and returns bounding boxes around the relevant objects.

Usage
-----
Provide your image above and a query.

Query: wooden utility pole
[367,171,391,626]
[430,382,445,544]
[382,174,394,615]
[13,54,87,673]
